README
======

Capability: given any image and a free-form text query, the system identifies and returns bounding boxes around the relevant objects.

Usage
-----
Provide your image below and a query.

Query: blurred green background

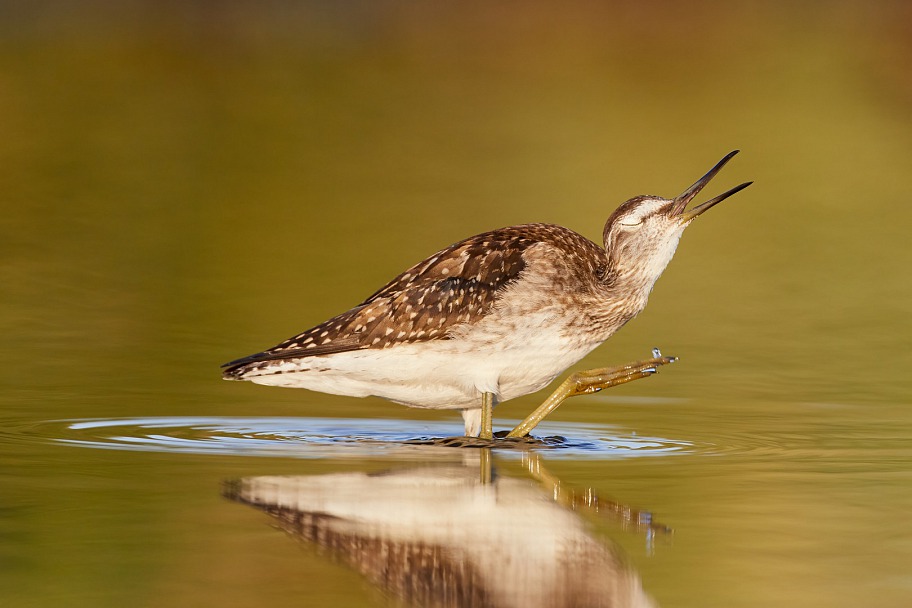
[2,1,911,607]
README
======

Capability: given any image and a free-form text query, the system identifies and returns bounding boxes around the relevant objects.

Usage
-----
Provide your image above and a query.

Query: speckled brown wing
[221,226,554,378]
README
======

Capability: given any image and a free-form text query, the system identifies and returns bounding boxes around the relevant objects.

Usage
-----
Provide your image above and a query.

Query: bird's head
[602,150,752,286]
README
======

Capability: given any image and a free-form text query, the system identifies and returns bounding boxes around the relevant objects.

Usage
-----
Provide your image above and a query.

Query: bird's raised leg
[506,351,677,438]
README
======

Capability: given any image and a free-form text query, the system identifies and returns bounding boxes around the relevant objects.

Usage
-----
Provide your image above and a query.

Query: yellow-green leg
[479,392,494,440]
[507,352,677,438]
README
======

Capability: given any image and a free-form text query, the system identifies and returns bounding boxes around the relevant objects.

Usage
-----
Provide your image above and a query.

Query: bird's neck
[605,267,657,314]
[593,238,683,326]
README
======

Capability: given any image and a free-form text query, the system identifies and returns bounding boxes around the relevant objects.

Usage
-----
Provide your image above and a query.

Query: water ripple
[24,416,699,460]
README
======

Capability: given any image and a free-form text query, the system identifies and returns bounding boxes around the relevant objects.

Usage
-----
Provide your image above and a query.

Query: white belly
[243,313,601,411]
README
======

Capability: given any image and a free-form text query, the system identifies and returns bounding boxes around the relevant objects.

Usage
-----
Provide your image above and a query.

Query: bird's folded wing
[221,228,545,377]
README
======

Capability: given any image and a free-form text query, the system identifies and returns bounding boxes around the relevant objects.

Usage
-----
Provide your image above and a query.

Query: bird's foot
[403,431,568,449]
[506,349,677,438]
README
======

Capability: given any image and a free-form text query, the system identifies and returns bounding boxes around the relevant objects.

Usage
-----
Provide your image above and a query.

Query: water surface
[3,2,912,607]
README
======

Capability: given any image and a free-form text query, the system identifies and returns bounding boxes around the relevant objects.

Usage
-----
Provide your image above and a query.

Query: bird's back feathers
[222,223,604,379]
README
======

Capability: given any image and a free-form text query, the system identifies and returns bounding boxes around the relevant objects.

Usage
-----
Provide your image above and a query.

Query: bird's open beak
[671,150,752,222]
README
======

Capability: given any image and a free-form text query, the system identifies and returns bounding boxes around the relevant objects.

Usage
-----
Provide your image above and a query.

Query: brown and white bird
[223,151,751,438]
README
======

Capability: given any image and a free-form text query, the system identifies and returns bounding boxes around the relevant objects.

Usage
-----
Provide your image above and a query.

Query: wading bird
[223,151,751,439]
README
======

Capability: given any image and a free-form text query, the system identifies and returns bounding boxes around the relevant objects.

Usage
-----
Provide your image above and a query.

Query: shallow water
[35,416,696,458]
[3,2,912,607]
[5,401,910,607]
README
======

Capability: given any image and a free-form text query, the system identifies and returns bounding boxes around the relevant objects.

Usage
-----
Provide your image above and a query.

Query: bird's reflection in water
[224,452,665,608]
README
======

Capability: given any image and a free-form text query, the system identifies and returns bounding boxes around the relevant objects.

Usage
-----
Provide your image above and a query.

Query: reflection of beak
[671,150,753,221]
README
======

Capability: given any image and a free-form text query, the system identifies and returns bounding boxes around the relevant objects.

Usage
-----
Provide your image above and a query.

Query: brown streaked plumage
[223,151,751,437]
[222,226,600,374]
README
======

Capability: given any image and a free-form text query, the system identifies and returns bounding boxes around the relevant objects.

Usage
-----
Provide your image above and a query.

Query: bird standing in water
[223,151,751,439]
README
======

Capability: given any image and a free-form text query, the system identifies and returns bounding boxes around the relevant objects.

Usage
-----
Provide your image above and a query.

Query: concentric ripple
[31,416,698,460]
